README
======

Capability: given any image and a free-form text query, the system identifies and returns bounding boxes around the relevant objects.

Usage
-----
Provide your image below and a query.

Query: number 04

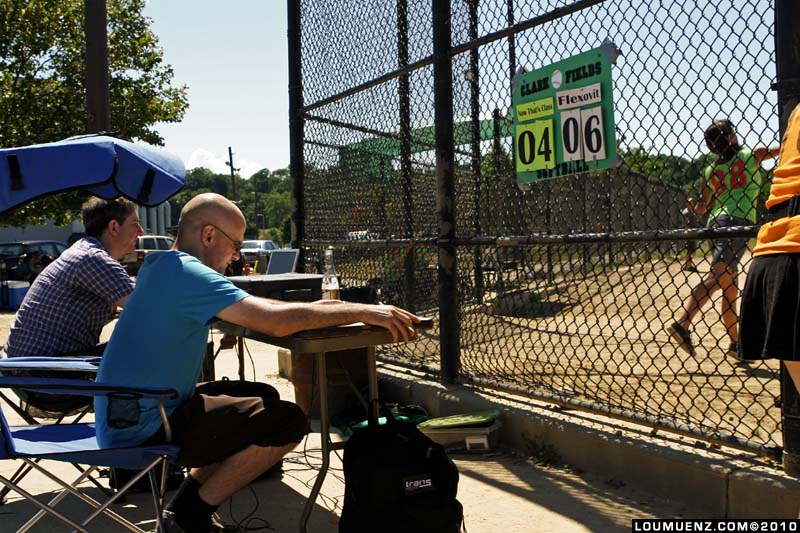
[515,120,555,172]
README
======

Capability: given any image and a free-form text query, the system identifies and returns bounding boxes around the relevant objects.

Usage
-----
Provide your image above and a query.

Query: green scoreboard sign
[512,43,620,188]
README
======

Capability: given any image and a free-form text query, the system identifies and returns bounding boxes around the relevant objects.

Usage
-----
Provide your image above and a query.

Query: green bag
[417,410,501,430]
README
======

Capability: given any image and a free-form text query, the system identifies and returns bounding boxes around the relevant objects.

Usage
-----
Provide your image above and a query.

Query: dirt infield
[386,250,783,451]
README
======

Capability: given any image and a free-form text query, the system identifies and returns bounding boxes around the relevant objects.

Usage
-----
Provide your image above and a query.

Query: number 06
[580,106,606,161]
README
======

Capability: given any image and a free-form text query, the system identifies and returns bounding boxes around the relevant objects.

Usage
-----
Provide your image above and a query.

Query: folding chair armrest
[0,356,101,373]
[0,376,178,400]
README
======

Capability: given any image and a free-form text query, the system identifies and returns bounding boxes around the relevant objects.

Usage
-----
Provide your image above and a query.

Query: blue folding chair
[0,367,179,532]
[0,357,108,506]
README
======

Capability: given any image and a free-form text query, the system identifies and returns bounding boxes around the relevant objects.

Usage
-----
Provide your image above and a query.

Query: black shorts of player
[709,214,750,271]
[740,253,800,361]
[145,380,308,467]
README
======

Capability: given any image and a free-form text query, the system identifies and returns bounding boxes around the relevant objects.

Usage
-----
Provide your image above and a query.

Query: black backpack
[339,406,464,533]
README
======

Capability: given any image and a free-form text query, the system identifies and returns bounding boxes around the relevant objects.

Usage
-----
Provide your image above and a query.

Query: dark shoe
[163,510,243,532]
[681,265,698,273]
[667,322,695,357]
[726,342,749,365]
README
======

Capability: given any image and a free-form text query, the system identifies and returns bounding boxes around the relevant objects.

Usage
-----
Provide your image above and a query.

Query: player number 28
[710,159,747,192]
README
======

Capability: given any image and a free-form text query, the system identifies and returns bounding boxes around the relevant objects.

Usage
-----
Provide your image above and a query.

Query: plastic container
[1,281,29,309]
[419,420,502,452]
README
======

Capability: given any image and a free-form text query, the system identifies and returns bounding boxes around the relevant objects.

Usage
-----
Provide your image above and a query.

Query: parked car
[120,235,174,275]
[240,240,278,272]
[0,240,68,280]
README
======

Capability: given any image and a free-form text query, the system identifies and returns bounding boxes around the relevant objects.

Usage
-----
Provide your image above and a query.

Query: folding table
[215,319,433,533]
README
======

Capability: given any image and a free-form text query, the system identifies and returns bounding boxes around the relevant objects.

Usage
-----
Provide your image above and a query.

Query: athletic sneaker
[667,322,696,357]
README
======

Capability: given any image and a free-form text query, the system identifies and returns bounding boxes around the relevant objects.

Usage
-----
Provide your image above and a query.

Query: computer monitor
[265,249,299,275]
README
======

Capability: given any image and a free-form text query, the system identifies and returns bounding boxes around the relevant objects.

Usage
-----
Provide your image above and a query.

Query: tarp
[0,134,186,214]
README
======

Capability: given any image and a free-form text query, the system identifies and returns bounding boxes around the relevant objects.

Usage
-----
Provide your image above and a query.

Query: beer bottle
[322,247,340,300]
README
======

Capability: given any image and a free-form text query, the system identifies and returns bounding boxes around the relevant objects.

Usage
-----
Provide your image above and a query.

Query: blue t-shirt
[95,251,249,448]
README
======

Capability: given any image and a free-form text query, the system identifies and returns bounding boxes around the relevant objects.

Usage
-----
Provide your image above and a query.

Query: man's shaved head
[176,193,246,273]
[178,193,245,235]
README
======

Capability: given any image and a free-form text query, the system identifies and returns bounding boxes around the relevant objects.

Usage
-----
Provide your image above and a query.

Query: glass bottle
[321,247,340,300]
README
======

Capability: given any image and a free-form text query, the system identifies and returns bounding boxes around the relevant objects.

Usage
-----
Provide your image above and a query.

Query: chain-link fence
[289,0,787,456]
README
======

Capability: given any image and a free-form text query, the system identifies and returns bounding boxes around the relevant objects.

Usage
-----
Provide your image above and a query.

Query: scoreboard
[512,43,620,188]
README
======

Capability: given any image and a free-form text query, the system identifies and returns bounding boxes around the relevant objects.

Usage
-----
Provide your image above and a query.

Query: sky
[142,1,289,178]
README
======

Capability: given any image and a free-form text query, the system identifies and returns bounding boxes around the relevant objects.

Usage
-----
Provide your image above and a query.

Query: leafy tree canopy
[175,167,293,244]
[0,0,188,227]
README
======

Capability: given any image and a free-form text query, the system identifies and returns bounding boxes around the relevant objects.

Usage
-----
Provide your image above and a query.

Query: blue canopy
[0,134,186,213]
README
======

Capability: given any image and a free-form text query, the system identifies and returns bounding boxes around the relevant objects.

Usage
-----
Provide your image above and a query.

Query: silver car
[120,235,174,275]
[240,240,278,272]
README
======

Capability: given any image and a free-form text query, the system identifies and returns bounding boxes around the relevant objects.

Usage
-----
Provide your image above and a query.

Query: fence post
[468,0,484,305]
[775,0,800,477]
[433,0,460,384]
[397,0,416,312]
[287,0,305,270]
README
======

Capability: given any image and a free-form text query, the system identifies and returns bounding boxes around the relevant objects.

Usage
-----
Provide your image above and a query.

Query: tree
[618,147,705,192]
[250,168,290,195]
[0,0,189,227]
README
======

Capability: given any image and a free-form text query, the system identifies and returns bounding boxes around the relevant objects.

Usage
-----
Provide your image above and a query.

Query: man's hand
[358,304,421,343]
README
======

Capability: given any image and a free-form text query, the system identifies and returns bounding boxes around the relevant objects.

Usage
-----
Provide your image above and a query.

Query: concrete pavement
[0,334,706,532]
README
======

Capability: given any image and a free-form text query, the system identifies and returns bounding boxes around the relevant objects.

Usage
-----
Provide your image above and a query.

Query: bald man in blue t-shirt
[96,192,421,533]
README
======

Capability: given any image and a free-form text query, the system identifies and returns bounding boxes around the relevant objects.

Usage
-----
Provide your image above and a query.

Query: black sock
[166,475,219,532]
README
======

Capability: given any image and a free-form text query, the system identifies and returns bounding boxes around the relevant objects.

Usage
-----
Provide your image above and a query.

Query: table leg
[299,352,329,533]
[367,346,379,426]
[237,336,245,381]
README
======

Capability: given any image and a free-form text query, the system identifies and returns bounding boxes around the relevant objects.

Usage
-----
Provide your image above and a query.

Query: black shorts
[146,380,308,467]
[710,215,749,271]
[740,253,800,361]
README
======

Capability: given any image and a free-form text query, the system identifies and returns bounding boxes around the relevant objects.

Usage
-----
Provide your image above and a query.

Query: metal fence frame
[288,0,800,461]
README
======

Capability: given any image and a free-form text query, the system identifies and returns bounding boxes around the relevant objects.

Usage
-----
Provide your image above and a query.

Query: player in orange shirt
[741,103,800,389]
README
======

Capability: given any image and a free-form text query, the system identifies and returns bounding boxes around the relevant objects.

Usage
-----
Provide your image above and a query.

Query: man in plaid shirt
[2,197,142,410]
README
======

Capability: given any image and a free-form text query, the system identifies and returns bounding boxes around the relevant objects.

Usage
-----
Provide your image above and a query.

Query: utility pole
[226,147,240,202]
[85,0,110,133]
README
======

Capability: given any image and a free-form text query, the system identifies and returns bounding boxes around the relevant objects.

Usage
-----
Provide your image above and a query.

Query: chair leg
[0,473,90,533]
[158,456,169,508]
[149,464,167,533]
[18,460,148,533]
[0,460,34,504]
[70,462,113,497]
[78,456,164,531]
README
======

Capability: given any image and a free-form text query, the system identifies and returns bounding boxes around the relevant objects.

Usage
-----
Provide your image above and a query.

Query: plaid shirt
[3,237,134,357]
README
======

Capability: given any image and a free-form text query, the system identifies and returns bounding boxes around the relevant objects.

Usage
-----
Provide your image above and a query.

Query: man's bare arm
[754,145,781,166]
[114,293,131,309]
[217,297,421,342]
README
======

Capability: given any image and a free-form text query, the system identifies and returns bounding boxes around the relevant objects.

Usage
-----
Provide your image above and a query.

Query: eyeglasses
[208,224,243,253]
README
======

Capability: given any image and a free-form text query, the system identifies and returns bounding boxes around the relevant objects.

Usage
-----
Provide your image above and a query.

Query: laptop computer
[266,249,299,275]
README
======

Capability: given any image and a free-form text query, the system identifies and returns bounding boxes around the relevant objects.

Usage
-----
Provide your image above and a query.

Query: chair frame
[0,368,179,533]
[0,357,106,505]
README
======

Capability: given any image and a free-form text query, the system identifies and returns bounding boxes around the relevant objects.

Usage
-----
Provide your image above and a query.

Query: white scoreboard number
[560,109,582,162]
[581,106,606,161]
[559,105,606,163]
